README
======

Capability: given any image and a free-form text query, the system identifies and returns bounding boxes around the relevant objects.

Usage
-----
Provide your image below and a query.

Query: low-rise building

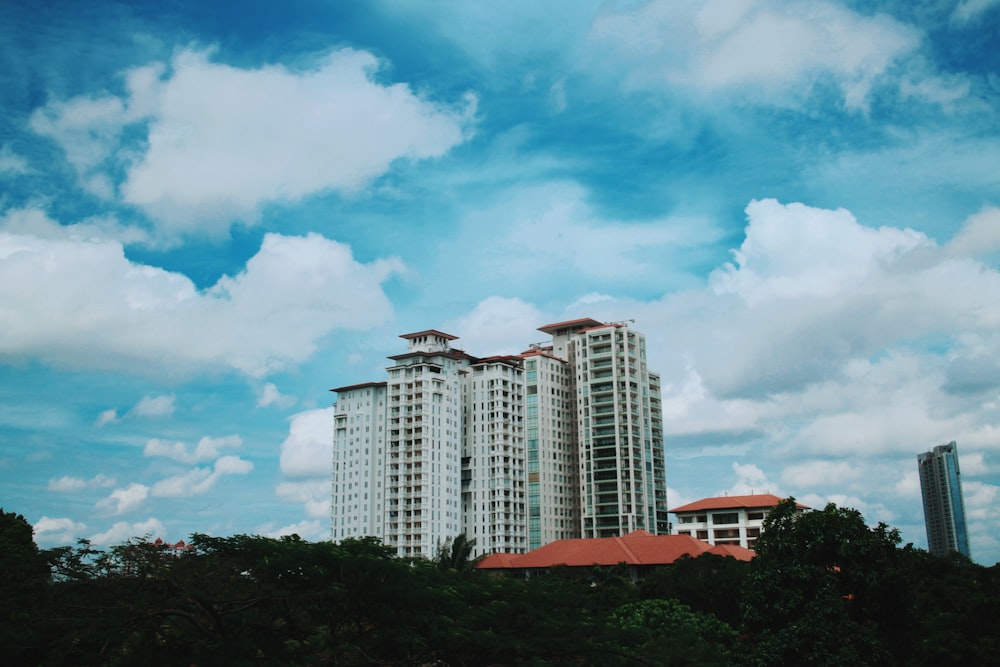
[670,494,807,550]
[477,529,753,579]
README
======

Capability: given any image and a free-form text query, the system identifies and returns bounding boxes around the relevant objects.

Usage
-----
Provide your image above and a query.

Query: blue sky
[2,0,999,563]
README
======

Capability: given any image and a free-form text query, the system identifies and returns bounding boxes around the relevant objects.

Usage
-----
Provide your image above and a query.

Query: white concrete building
[331,382,387,541]
[522,346,579,550]
[330,319,669,558]
[383,331,470,558]
[670,494,806,550]
[462,356,527,554]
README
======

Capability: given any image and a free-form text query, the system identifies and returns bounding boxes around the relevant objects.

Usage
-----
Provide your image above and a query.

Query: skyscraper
[330,318,669,558]
[917,441,971,559]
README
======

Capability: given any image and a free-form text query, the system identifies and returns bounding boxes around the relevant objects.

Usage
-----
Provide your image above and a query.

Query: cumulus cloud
[590,0,926,111]
[145,434,242,464]
[0,206,151,246]
[0,230,402,376]
[89,518,166,546]
[31,48,474,238]
[277,410,335,521]
[279,409,334,478]
[34,516,86,545]
[276,480,332,519]
[97,482,150,515]
[447,297,546,356]
[577,199,1000,555]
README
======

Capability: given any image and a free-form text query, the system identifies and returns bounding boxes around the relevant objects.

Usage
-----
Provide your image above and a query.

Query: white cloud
[89,518,166,546]
[0,144,32,175]
[48,474,115,493]
[31,48,473,238]
[257,382,296,409]
[0,206,151,246]
[33,516,86,545]
[129,394,176,418]
[279,408,334,479]
[276,480,332,519]
[945,206,1000,259]
[723,461,780,496]
[953,0,1000,23]
[579,199,1000,559]
[447,297,546,356]
[781,460,860,489]
[265,519,326,542]
[97,482,149,515]
[145,434,242,464]
[149,455,253,498]
[95,409,119,427]
[0,230,402,376]
[590,0,926,111]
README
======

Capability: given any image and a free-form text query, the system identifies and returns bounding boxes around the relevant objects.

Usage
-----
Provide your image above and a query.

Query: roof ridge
[613,535,640,564]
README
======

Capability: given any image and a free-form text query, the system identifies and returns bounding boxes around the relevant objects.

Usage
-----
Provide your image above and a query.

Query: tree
[610,598,738,666]
[740,499,909,666]
[435,533,479,572]
[0,509,51,662]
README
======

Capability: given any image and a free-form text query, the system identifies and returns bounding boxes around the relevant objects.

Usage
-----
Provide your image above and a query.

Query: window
[712,512,738,525]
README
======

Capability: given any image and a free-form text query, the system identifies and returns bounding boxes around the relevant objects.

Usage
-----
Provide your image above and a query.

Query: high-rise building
[917,441,971,559]
[331,381,387,541]
[330,319,668,558]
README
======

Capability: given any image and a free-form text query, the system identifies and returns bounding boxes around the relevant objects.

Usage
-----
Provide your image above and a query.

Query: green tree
[610,598,738,666]
[436,532,479,572]
[0,509,51,662]
[741,499,909,666]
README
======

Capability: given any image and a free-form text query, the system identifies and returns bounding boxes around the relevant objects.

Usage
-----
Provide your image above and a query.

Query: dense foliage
[3,503,997,665]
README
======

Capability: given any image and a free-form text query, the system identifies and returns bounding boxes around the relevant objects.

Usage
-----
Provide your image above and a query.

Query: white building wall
[523,351,579,549]
[383,333,468,558]
[673,507,771,549]
[573,323,669,537]
[331,383,387,541]
[462,359,527,557]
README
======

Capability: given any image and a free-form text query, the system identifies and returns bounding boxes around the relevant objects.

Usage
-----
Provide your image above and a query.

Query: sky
[1,0,999,564]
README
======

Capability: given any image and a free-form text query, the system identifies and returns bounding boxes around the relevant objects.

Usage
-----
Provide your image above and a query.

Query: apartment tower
[917,441,971,559]
[330,319,668,558]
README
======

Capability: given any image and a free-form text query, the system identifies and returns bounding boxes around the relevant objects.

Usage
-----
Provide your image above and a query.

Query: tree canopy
[3,505,997,666]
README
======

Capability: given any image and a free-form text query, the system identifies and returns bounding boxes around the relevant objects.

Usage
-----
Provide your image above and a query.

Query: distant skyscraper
[917,441,971,559]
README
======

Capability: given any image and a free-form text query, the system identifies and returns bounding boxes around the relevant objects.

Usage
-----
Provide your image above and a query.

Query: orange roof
[477,531,754,570]
[669,494,807,513]
[537,317,604,335]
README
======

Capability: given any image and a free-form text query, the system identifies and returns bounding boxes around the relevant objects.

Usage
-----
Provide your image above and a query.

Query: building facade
[669,494,805,550]
[330,319,668,559]
[918,441,971,559]
[331,382,387,541]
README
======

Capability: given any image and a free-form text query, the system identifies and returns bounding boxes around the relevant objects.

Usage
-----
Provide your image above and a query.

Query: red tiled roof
[477,531,754,570]
[478,552,519,569]
[520,348,565,362]
[669,494,807,513]
[537,318,605,335]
